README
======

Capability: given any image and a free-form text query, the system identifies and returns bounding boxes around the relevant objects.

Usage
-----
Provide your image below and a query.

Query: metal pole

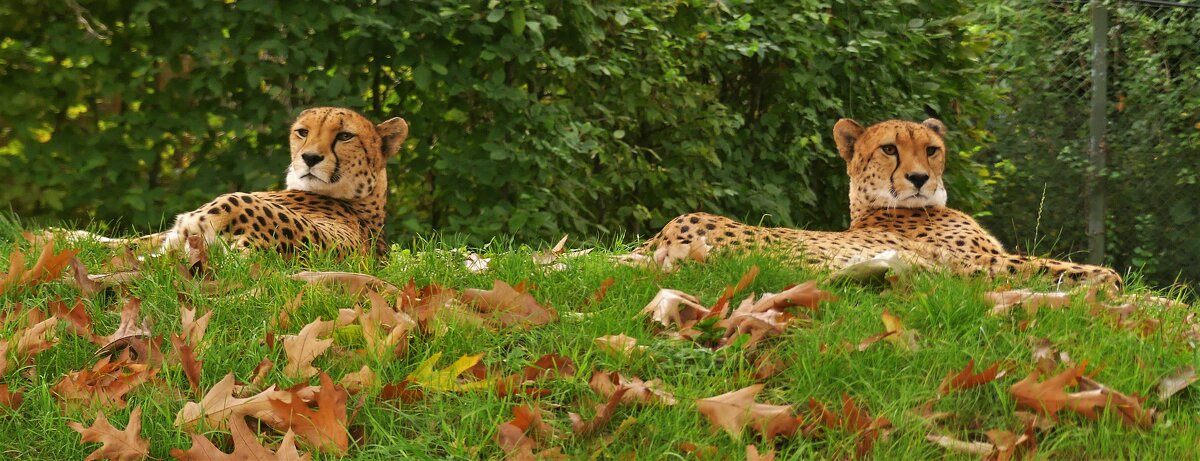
[1087,0,1108,265]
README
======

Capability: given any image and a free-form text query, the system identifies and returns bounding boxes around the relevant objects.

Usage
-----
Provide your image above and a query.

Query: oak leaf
[179,305,212,351]
[745,444,776,461]
[589,371,677,406]
[593,334,646,358]
[281,318,334,379]
[926,433,995,456]
[68,406,150,461]
[99,298,153,347]
[460,280,557,328]
[339,365,377,394]
[0,239,78,295]
[171,334,204,394]
[1158,366,1197,401]
[267,372,349,454]
[49,297,99,343]
[1008,362,1107,420]
[15,316,60,359]
[569,387,629,436]
[881,309,919,351]
[403,352,496,393]
[640,289,709,329]
[0,384,23,410]
[938,359,1005,394]
[985,289,1072,316]
[495,405,559,460]
[171,414,310,461]
[174,373,281,432]
[696,385,798,440]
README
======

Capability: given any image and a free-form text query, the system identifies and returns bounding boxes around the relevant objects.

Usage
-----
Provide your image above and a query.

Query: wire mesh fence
[980,0,1200,288]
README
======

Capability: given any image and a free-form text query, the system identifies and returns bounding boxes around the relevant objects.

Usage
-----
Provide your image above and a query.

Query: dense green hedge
[0,0,1004,245]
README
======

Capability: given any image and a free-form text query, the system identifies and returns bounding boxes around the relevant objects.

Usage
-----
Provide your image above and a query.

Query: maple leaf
[696,385,798,440]
[594,334,646,358]
[267,372,350,454]
[589,371,677,406]
[54,355,160,410]
[171,335,204,395]
[289,271,399,296]
[569,387,629,436]
[281,318,334,379]
[460,280,557,328]
[938,359,1005,395]
[171,415,311,461]
[640,289,710,329]
[0,384,23,410]
[175,373,282,432]
[68,406,150,461]
[1158,366,1197,401]
[402,352,496,393]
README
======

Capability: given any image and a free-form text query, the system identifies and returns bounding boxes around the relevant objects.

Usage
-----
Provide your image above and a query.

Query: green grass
[0,217,1197,460]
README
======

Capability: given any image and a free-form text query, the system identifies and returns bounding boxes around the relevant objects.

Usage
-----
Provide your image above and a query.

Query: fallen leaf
[985,428,1035,461]
[745,444,775,461]
[751,280,837,313]
[48,297,99,343]
[54,355,159,410]
[99,298,153,347]
[838,394,893,458]
[339,365,377,394]
[1008,361,1107,420]
[586,277,616,305]
[268,372,350,454]
[589,371,677,406]
[594,334,646,358]
[569,387,630,436]
[830,250,912,284]
[696,384,798,440]
[710,266,761,313]
[170,413,311,461]
[1077,376,1155,428]
[640,289,709,329]
[1158,366,1197,401]
[174,373,281,432]
[986,289,1072,316]
[68,406,150,461]
[403,352,495,393]
[249,357,274,388]
[881,309,919,351]
[171,335,204,395]
[927,433,994,456]
[179,306,212,351]
[0,239,78,295]
[460,280,557,328]
[495,405,559,460]
[464,253,490,273]
[938,360,1005,394]
[492,354,576,397]
[0,384,24,410]
[289,271,398,296]
[16,316,60,359]
[855,331,897,352]
[281,318,334,379]
[71,256,104,297]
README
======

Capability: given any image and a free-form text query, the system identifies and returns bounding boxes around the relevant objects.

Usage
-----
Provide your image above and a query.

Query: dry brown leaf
[174,373,282,432]
[487,354,576,398]
[569,387,629,436]
[652,235,710,271]
[1077,376,1155,428]
[71,256,104,297]
[267,372,349,454]
[926,433,994,456]
[460,280,557,328]
[170,414,311,461]
[49,297,99,343]
[339,365,377,394]
[16,316,60,359]
[281,318,334,379]
[495,405,560,460]
[99,298,153,347]
[985,289,1072,316]
[589,371,677,406]
[984,428,1035,461]
[249,357,274,388]
[1158,366,1197,401]
[594,334,646,358]
[171,335,204,395]
[696,384,798,440]
[640,289,709,329]
[744,444,775,461]
[68,406,150,461]
[0,239,78,295]
[53,356,158,410]
[709,266,761,314]
[938,360,1005,394]
[289,271,398,296]
[179,306,212,350]
[586,277,616,305]
[0,384,24,410]
[464,253,491,273]
[1008,362,1108,420]
[750,280,836,313]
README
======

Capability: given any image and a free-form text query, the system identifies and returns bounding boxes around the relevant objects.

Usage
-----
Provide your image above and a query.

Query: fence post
[1086,0,1108,265]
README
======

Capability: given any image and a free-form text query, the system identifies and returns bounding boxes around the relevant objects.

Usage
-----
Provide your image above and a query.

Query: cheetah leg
[159,203,235,254]
[999,254,1123,288]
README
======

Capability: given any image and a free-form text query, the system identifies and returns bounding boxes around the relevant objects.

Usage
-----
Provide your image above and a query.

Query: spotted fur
[633,118,1122,286]
[130,107,408,257]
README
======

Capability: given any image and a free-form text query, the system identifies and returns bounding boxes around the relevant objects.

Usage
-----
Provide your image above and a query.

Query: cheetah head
[834,117,947,211]
[285,107,409,201]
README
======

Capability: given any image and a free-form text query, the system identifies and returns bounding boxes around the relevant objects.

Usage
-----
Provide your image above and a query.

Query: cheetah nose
[301,153,324,167]
[906,172,930,190]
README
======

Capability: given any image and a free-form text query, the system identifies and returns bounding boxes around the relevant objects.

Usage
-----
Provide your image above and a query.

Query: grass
[0,216,1197,460]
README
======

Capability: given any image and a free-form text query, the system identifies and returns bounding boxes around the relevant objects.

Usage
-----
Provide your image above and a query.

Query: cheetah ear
[833,118,864,162]
[376,117,409,159]
[921,118,946,137]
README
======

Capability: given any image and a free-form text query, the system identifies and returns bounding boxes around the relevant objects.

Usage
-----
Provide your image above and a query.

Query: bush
[0,0,1004,245]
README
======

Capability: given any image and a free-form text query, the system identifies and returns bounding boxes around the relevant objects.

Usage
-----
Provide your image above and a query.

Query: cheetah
[109,107,408,257]
[632,117,1123,286]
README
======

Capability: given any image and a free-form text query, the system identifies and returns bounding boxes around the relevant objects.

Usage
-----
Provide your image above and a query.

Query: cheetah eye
[927,146,939,156]
[881,144,898,156]
[294,128,308,138]
[336,132,355,142]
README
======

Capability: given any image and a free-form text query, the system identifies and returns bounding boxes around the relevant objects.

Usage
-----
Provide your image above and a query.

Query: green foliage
[979,1,1200,287]
[0,0,1004,244]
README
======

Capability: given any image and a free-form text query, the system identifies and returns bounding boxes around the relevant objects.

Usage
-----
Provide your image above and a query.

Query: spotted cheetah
[633,117,1122,286]
[111,107,408,257]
